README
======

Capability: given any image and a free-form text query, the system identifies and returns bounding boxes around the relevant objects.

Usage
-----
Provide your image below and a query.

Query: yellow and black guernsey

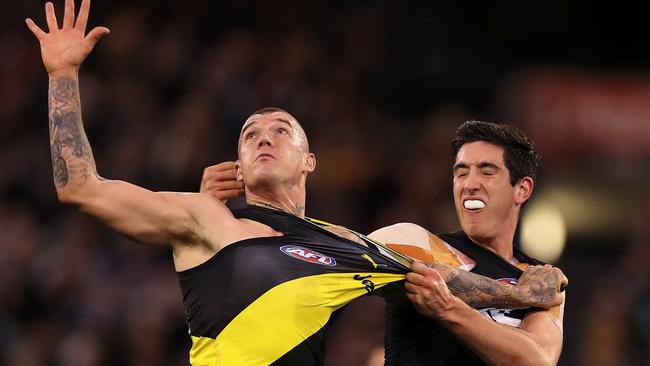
[177,206,408,366]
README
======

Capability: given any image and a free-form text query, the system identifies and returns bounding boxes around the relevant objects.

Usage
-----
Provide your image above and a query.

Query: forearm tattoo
[48,77,96,189]
[431,263,523,309]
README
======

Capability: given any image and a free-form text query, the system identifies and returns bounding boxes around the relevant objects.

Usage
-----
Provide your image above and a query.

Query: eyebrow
[240,118,294,138]
[453,162,501,171]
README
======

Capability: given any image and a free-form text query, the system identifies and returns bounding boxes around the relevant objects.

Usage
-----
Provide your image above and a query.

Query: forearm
[48,70,99,199]
[429,263,527,309]
[441,301,554,366]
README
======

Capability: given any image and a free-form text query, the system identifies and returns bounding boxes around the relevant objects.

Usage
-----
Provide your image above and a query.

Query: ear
[514,176,534,206]
[235,160,243,182]
[303,153,316,173]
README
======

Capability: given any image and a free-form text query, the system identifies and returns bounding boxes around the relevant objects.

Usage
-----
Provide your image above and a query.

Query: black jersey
[177,206,408,366]
[384,230,543,366]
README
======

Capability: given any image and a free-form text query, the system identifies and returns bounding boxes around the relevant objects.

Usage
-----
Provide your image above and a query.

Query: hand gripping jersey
[177,206,408,366]
[384,230,545,366]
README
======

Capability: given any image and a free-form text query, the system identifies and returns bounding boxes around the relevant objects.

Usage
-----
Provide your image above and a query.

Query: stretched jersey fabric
[384,230,544,366]
[177,206,408,366]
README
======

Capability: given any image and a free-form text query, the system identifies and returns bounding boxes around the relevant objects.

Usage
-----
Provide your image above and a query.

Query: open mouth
[463,199,485,211]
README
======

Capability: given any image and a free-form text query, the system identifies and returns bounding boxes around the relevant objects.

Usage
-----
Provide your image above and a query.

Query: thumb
[556,268,568,291]
[85,26,110,45]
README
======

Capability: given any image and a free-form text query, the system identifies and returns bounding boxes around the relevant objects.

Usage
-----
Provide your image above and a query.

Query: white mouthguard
[464,200,485,210]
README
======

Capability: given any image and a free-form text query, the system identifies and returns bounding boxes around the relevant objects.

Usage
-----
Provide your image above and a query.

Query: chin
[462,223,489,241]
[248,174,280,189]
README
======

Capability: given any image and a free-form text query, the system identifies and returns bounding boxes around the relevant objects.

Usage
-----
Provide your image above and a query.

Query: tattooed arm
[369,223,565,309]
[428,262,564,309]
[407,262,564,366]
[26,0,236,249]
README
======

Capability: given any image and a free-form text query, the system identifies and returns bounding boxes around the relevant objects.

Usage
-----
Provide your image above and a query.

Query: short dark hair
[248,107,290,118]
[452,121,540,186]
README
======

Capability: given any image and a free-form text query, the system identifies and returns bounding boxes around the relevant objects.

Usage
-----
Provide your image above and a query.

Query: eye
[245,132,256,140]
[276,127,289,135]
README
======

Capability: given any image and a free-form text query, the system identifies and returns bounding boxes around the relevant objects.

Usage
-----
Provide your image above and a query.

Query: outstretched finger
[75,0,90,32]
[25,18,47,40]
[85,26,110,45]
[45,2,59,32]
[63,0,75,29]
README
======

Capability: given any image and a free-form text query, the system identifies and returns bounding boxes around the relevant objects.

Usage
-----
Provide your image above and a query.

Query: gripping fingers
[218,189,245,200]
[216,181,245,190]
[405,272,426,286]
[404,281,422,295]
[202,180,244,193]
[556,268,568,291]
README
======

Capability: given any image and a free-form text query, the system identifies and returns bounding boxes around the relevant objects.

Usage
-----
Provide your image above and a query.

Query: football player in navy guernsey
[370,121,566,366]
[27,0,564,364]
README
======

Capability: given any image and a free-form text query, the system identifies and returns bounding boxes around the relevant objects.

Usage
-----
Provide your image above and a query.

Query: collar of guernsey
[177,205,409,366]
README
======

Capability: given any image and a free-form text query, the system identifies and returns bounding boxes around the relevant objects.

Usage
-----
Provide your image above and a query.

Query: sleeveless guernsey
[177,206,408,366]
[384,230,544,366]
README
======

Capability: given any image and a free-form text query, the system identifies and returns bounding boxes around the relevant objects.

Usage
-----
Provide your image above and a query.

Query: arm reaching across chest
[406,263,565,366]
[369,223,566,309]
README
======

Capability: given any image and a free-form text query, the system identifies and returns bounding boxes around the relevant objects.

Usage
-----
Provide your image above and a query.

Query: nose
[257,133,272,148]
[464,169,480,192]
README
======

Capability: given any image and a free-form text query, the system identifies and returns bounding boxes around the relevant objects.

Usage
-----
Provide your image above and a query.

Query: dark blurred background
[1,1,649,365]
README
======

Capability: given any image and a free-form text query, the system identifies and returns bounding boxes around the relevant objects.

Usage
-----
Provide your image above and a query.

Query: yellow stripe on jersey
[189,336,217,366]
[189,272,405,366]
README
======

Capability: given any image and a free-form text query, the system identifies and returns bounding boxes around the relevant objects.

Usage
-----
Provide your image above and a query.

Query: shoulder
[161,193,266,243]
[369,222,432,249]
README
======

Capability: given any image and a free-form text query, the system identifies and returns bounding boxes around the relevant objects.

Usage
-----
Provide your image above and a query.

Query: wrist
[438,297,475,327]
[48,68,79,79]
[514,286,531,308]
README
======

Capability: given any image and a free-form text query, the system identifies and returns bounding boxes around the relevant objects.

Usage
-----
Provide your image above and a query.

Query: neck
[470,235,515,261]
[246,187,306,217]
[468,217,518,261]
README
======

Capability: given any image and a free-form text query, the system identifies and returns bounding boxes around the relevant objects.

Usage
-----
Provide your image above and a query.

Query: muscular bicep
[520,301,565,365]
[73,179,214,247]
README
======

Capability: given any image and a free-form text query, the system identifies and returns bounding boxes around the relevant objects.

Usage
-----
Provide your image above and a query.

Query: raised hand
[26,0,109,76]
[199,162,245,203]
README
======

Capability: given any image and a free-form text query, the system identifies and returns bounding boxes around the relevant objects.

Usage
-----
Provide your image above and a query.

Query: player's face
[453,141,520,242]
[237,111,312,188]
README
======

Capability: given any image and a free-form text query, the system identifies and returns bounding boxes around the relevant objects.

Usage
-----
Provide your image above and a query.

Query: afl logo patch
[280,245,337,266]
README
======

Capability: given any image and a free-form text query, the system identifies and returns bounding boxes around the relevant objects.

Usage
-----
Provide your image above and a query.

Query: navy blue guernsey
[384,230,544,366]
